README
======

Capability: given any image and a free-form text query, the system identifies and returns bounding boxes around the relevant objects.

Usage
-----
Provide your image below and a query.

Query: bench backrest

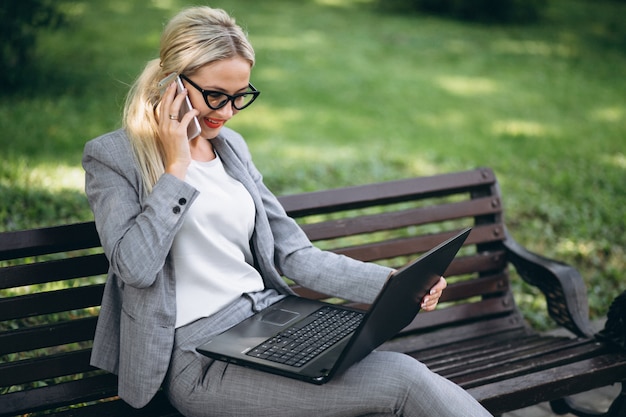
[279,167,521,347]
[0,167,520,416]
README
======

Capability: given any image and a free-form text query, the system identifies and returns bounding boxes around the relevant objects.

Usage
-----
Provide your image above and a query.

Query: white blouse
[171,154,264,328]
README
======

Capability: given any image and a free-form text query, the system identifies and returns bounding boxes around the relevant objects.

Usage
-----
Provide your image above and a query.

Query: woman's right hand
[156,81,199,180]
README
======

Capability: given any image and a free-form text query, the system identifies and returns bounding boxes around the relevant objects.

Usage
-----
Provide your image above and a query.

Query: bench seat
[1,167,624,417]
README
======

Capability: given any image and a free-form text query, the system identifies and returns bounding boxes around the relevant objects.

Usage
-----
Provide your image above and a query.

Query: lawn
[0,0,624,328]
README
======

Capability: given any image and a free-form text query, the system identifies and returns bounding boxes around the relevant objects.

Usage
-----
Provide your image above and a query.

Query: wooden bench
[1,167,625,417]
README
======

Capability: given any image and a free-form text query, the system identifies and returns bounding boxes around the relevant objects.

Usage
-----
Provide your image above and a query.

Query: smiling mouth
[204,118,223,129]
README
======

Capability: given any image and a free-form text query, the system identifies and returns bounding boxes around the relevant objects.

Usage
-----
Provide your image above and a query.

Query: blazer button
[172,206,181,214]
[178,198,187,205]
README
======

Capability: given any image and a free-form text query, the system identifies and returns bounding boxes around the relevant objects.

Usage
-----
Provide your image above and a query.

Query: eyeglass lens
[179,74,259,110]
[205,91,255,110]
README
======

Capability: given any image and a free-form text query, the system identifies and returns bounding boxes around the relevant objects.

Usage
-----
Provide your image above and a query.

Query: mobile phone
[157,73,202,140]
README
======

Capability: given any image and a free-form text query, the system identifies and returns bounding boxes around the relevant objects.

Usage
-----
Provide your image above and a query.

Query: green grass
[0,0,624,328]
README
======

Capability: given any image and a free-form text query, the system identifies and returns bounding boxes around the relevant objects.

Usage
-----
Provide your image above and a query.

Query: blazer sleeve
[82,130,198,288]
[262,170,391,304]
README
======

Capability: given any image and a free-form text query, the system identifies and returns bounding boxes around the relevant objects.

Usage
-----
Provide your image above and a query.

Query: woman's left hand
[420,276,447,312]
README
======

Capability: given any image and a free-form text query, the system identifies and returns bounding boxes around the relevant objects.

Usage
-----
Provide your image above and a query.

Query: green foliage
[379,0,547,23]
[0,0,67,91]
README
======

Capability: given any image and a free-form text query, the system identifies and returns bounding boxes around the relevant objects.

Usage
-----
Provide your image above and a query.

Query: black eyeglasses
[180,74,260,111]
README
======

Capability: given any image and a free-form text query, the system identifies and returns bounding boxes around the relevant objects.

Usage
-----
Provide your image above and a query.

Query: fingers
[179,105,200,126]
[156,82,193,179]
[157,81,177,121]
[161,82,185,123]
[433,276,448,292]
[158,83,197,139]
[421,276,447,311]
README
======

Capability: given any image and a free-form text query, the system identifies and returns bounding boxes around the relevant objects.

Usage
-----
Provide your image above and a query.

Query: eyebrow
[212,86,248,95]
[196,83,249,94]
[181,74,252,95]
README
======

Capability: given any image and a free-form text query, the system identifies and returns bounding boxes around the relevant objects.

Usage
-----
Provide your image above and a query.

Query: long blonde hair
[123,7,255,194]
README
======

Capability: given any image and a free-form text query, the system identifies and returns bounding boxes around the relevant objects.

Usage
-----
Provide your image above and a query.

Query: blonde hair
[123,7,255,194]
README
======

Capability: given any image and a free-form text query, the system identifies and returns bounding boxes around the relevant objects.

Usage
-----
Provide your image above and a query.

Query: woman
[82,6,492,417]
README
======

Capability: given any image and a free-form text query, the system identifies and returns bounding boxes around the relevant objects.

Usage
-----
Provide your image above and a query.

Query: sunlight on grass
[151,0,178,11]
[413,110,467,129]
[603,153,626,170]
[1,160,84,192]
[492,39,576,58]
[60,1,87,17]
[590,106,623,123]
[435,76,499,96]
[282,144,330,160]
[28,164,85,192]
[231,105,303,131]
[408,158,441,176]
[279,143,440,176]
[491,120,557,138]
[314,0,373,7]
[253,35,303,52]
[556,238,595,258]
[0,160,90,231]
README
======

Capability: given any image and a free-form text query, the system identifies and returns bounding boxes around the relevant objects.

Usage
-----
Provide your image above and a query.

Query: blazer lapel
[211,137,292,295]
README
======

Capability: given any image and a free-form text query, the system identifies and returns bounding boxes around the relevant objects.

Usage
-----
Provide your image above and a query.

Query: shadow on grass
[1,33,110,99]
[0,183,92,232]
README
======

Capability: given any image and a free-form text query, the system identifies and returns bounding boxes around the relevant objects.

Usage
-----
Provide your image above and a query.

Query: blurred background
[1,0,624,329]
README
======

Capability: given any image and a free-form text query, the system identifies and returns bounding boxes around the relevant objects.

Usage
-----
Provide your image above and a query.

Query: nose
[214,101,237,119]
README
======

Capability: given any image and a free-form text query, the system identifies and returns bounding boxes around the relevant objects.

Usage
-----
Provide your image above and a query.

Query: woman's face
[183,57,253,139]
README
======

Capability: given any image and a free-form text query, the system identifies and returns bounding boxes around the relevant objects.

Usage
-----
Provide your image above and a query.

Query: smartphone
[157,73,202,140]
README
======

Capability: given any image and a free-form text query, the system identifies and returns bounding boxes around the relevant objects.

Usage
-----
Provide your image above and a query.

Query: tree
[0,0,66,91]
[379,0,547,23]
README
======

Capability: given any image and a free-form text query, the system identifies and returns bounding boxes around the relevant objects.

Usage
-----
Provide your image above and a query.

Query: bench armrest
[503,231,595,338]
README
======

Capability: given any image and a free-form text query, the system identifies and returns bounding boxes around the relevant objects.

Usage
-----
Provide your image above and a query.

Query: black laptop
[197,227,471,384]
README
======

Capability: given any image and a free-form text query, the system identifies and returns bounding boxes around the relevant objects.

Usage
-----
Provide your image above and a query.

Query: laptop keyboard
[246,306,364,368]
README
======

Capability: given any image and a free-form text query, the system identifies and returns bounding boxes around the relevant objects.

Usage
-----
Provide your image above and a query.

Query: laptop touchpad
[261,309,299,326]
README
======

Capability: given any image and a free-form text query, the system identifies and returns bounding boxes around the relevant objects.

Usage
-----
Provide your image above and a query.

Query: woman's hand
[421,276,447,312]
[156,81,199,180]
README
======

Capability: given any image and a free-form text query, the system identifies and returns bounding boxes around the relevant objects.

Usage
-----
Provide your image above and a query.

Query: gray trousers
[164,292,492,417]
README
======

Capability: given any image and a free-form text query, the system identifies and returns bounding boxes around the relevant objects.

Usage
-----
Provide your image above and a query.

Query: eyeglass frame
[179,74,260,111]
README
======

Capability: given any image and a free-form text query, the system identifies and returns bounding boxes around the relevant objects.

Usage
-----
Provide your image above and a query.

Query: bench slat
[438,272,509,303]
[0,349,94,387]
[0,316,97,355]
[450,339,611,387]
[468,352,626,415]
[49,393,183,417]
[333,224,503,262]
[0,222,100,261]
[279,168,495,216]
[381,315,528,353]
[0,373,182,417]
[400,294,517,335]
[446,251,507,276]
[289,265,509,304]
[412,328,534,361]
[431,337,594,377]
[0,284,104,321]
[0,253,108,289]
[0,373,117,417]
[299,196,501,242]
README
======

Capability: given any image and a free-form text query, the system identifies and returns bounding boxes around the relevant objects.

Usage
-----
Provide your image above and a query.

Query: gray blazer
[82,128,391,408]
